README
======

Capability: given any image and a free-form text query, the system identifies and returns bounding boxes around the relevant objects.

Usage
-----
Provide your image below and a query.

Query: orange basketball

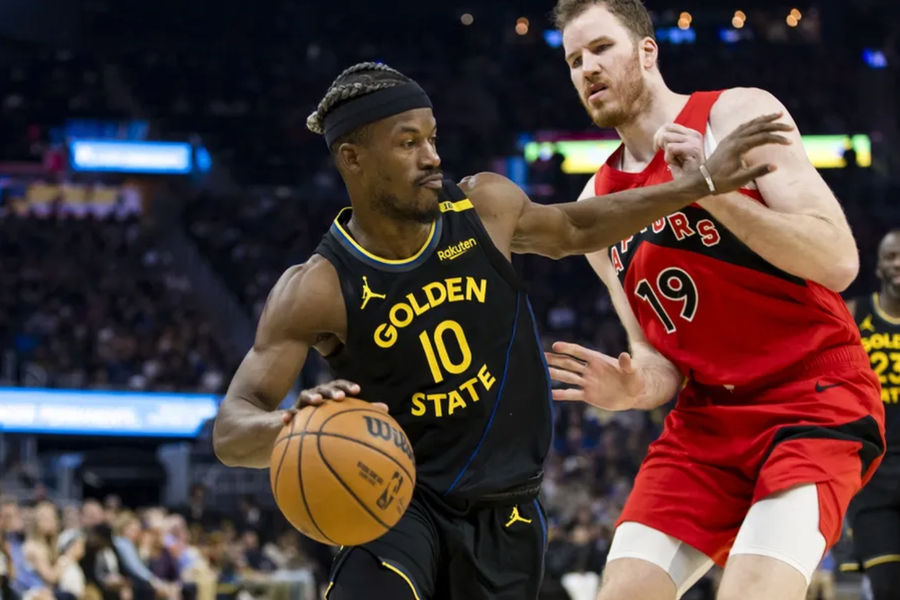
[269,398,416,546]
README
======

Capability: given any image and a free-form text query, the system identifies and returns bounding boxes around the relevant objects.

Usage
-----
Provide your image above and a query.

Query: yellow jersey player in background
[845,229,900,600]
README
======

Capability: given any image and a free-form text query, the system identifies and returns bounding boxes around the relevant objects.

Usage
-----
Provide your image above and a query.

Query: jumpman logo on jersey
[360,276,386,310]
[860,315,875,332]
[504,506,532,528]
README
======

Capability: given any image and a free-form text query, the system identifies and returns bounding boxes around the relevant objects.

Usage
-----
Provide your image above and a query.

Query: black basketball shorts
[325,486,547,600]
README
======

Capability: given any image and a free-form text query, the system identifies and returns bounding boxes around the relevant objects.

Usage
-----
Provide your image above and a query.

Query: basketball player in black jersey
[212,62,790,600]
[845,230,900,600]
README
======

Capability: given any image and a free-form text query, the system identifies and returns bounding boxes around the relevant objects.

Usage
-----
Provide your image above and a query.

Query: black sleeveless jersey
[853,293,900,454]
[314,180,552,501]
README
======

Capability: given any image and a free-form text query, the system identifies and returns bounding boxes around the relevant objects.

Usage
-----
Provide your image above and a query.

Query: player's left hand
[281,379,388,425]
[654,123,705,179]
[545,342,645,411]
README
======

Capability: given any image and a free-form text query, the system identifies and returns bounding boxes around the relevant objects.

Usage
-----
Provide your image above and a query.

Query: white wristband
[698,163,716,193]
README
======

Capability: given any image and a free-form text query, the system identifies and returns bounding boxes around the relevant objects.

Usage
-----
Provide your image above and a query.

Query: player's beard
[584,47,651,129]
[371,182,439,225]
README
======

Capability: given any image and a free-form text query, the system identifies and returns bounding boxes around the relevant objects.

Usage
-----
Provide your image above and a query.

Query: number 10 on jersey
[635,267,698,333]
[418,320,473,383]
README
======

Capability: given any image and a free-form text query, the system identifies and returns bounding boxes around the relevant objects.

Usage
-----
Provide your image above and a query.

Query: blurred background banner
[0,389,218,437]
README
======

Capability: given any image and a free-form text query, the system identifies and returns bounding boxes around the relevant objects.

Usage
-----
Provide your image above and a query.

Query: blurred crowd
[0,215,231,392]
[0,487,326,600]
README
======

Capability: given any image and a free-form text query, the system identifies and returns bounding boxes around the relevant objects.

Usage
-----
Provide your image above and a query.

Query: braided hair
[307,62,412,150]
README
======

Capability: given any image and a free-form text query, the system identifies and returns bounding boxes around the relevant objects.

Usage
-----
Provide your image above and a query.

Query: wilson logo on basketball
[363,416,414,461]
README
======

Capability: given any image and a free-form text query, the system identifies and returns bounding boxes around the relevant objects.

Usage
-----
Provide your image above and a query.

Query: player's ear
[639,36,658,70]
[336,143,364,174]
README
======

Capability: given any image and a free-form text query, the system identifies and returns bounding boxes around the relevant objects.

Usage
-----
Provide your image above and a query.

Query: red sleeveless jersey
[595,90,860,386]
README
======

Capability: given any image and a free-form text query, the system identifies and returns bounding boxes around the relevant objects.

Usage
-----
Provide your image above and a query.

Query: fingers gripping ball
[269,398,416,546]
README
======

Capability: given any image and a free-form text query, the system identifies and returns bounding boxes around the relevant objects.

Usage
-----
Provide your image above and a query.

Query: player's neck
[615,86,690,171]
[344,205,433,260]
[877,289,900,318]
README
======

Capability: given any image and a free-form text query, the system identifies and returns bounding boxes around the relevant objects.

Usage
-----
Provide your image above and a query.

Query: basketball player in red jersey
[546,2,886,600]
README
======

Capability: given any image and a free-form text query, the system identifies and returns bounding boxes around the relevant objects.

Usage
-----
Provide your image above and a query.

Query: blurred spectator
[236,532,272,573]
[56,530,86,600]
[261,531,306,572]
[174,486,218,532]
[80,524,131,600]
[80,503,105,530]
[231,498,265,543]
[112,513,175,600]
[23,501,79,600]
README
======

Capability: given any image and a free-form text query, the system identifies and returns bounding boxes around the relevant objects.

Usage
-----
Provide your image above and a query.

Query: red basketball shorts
[618,344,885,566]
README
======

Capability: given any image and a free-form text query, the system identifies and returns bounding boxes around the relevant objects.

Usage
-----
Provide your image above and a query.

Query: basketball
[269,398,416,546]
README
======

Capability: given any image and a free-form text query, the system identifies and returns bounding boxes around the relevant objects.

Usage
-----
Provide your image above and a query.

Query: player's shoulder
[459,171,523,201]
[458,171,529,220]
[710,87,789,130]
[260,256,343,339]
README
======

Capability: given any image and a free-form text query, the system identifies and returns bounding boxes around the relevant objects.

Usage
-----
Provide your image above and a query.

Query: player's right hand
[701,112,793,193]
[282,379,388,424]
[545,342,645,411]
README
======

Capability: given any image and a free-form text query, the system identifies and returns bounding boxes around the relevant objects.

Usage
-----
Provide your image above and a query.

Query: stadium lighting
[790,8,802,20]
[786,14,799,27]
[461,13,474,26]
[523,134,872,173]
[732,10,746,29]
[516,17,529,35]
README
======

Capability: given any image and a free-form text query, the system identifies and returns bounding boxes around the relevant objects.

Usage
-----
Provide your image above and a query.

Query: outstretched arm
[486,113,789,259]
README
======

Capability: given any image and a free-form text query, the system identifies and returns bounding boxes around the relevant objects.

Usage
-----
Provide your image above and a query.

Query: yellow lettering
[418,329,444,383]
[446,277,464,302]
[427,393,445,418]
[459,377,480,402]
[890,387,900,403]
[374,324,397,349]
[411,393,427,416]
[447,390,467,415]
[389,303,414,328]
[434,321,472,376]
[478,364,496,391]
[423,282,447,307]
[408,364,497,418]
[466,277,487,303]
[406,292,430,317]
[894,334,900,349]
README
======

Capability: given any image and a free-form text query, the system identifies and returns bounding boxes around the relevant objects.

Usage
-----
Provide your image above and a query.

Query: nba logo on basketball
[376,471,406,513]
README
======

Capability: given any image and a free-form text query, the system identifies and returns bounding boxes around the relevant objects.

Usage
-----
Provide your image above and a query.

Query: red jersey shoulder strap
[594,91,725,196]
[675,90,724,133]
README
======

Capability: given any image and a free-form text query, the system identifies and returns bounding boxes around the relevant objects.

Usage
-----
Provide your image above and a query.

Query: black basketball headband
[323,82,433,148]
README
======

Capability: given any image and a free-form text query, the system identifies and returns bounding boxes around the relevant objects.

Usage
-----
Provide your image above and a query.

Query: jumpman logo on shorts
[505,506,532,528]
[360,276,386,310]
